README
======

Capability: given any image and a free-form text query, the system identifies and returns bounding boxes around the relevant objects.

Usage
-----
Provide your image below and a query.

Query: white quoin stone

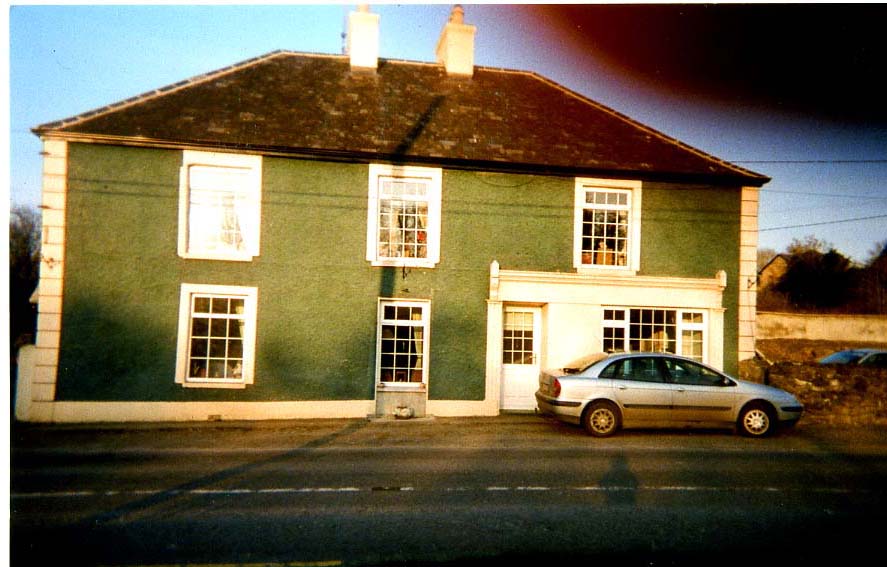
[435,5,476,77]
[347,4,379,71]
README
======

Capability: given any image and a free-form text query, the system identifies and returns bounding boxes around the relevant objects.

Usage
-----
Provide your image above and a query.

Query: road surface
[11,416,887,565]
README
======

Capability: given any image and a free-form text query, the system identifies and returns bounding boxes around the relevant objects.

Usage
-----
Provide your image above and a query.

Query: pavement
[10,413,887,454]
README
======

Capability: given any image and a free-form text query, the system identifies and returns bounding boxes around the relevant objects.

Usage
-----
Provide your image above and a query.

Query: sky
[7,2,887,263]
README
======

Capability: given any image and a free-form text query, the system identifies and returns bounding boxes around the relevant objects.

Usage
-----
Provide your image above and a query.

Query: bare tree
[757,247,778,271]
[10,205,41,350]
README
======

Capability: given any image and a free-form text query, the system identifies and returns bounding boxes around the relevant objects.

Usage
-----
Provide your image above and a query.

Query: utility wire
[761,189,887,199]
[760,214,887,232]
[731,159,887,164]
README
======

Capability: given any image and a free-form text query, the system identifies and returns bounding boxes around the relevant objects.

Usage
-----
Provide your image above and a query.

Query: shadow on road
[599,454,639,506]
[83,418,368,527]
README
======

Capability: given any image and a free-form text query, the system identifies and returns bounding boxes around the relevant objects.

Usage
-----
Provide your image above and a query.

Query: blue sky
[8,3,887,263]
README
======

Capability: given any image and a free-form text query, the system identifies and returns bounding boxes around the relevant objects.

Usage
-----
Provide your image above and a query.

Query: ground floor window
[175,283,258,388]
[603,307,706,362]
[377,300,430,385]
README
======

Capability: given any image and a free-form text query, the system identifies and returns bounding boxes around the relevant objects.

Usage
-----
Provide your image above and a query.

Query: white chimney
[347,4,379,71]
[435,5,476,77]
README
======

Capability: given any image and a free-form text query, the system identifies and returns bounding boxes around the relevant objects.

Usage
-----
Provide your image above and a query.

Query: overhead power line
[760,214,887,232]
[761,189,887,199]
[732,159,887,164]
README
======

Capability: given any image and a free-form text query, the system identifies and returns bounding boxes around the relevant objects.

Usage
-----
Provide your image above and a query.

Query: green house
[20,7,768,422]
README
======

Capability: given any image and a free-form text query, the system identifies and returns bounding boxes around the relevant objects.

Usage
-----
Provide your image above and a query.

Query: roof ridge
[33,50,292,134]
[497,68,768,182]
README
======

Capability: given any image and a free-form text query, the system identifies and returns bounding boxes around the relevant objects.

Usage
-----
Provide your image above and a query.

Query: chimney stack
[346,4,379,71]
[436,5,476,77]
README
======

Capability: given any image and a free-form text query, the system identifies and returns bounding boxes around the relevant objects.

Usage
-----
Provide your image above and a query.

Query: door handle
[618,385,628,390]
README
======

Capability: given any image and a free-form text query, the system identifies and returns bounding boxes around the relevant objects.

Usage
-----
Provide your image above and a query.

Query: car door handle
[676,387,686,393]
[617,385,628,390]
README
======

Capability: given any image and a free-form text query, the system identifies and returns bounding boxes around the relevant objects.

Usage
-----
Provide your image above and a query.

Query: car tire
[582,401,621,437]
[738,402,775,437]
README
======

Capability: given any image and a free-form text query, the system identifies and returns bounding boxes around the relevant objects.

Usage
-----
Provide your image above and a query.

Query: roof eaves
[30,130,772,187]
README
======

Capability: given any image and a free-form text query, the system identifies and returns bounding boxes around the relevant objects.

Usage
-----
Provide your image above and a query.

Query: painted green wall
[639,182,742,373]
[57,143,742,400]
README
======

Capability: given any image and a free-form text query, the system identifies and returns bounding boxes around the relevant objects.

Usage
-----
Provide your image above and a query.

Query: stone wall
[747,360,887,425]
[757,311,887,341]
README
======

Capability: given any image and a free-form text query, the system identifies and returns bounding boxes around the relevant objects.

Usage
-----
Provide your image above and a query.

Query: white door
[501,306,542,410]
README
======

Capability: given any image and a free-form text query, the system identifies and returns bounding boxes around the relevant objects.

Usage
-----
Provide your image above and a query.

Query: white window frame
[178,150,263,261]
[175,283,258,389]
[366,164,442,268]
[375,299,431,388]
[602,307,707,363]
[574,177,642,273]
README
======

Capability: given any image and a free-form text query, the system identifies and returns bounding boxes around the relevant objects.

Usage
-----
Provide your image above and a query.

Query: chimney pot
[436,5,476,77]
[347,5,379,71]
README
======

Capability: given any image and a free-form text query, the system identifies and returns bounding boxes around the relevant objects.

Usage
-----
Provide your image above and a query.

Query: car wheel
[582,401,621,437]
[738,402,775,437]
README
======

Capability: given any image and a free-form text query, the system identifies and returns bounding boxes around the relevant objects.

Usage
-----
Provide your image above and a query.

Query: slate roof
[33,51,768,186]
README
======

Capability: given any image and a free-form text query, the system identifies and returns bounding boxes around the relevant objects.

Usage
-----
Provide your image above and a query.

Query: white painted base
[23,400,377,423]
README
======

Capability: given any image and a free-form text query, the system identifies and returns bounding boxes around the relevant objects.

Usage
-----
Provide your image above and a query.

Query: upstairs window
[574,178,641,272]
[179,151,262,261]
[366,164,442,268]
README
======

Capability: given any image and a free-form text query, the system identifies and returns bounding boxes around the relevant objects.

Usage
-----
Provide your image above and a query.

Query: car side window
[602,358,666,383]
[861,353,887,368]
[598,361,620,379]
[665,359,724,386]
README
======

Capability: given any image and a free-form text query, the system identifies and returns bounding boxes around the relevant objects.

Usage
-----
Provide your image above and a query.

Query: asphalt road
[11,415,887,566]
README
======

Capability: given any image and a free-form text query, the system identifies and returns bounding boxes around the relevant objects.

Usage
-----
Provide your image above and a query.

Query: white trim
[175,283,259,388]
[30,138,69,410]
[495,268,727,300]
[178,150,262,262]
[573,177,642,274]
[738,186,759,360]
[21,400,376,423]
[366,164,442,268]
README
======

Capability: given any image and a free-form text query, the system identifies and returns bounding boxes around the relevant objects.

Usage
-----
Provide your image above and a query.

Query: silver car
[536,352,802,437]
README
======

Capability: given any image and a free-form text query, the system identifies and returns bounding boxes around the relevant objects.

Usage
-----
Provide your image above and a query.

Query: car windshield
[561,353,609,374]
[820,351,867,364]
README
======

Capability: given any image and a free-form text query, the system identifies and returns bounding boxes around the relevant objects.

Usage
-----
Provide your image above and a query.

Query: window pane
[189,359,207,378]
[190,338,208,358]
[228,319,243,338]
[228,339,243,358]
[208,338,227,358]
[191,317,209,337]
[209,298,226,314]
[194,297,211,313]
